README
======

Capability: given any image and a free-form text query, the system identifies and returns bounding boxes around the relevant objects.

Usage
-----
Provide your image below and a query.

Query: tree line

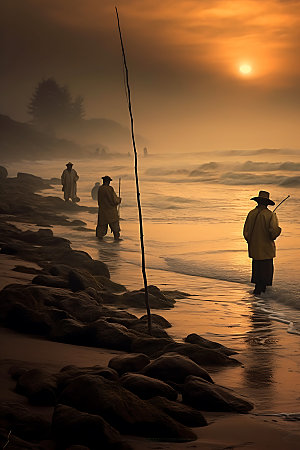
[28,78,85,134]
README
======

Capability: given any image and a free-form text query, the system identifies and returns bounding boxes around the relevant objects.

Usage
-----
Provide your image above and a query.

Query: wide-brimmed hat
[66,162,73,166]
[102,175,112,181]
[251,190,275,206]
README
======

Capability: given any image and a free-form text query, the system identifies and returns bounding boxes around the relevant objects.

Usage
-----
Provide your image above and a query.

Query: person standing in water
[96,175,122,241]
[243,190,281,295]
[61,162,79,202]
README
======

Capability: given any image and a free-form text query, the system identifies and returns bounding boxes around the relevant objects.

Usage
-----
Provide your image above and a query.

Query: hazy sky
[1,0,300,152]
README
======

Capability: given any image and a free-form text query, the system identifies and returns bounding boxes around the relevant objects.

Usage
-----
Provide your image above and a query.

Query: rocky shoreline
[0,167,254,449]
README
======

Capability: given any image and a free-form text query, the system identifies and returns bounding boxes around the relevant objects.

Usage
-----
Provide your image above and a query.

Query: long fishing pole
[273,195,290,212]
[115,6,152,335]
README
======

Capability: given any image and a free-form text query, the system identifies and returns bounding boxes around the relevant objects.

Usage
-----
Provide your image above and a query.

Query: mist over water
[5,148,300,413]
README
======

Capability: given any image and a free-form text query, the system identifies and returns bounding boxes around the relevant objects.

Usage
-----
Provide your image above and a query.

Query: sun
[239,64,252,75]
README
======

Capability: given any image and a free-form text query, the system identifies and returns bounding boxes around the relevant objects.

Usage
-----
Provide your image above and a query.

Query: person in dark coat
[96,176,121,240]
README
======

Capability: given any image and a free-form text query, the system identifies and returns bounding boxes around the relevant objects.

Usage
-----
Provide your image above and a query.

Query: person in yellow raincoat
[243,190,281,295]
[96,176,122,240]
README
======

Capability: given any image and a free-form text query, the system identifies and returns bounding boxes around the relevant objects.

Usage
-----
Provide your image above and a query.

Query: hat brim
[102,176,112,181]
[251,196,275,206]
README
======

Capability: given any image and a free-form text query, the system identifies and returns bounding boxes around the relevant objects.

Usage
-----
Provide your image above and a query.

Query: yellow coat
[97,185,121,225]
[243,206,281,260]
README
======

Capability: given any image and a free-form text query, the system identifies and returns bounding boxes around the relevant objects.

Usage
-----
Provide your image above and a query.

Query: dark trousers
[251,259,274,293]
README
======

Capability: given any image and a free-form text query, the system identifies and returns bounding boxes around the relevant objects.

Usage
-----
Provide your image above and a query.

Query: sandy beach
[0,170,299,449]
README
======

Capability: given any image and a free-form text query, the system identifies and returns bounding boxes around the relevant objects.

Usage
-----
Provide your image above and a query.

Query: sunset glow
[239,64,253,75]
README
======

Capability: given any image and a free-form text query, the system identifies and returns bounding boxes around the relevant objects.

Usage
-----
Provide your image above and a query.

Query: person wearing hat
[96,175,122,240]
[243,190,281,295]
[61,162,79,202]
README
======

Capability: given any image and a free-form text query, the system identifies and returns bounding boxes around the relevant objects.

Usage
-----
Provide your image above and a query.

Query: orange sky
[1,0,300,152]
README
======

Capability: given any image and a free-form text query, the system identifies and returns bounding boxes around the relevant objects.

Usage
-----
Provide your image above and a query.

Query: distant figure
[61,162,79,202]
[96,176,122,240]
[91,182,100,201]
[143,147,148,157]
[243,190,281,295]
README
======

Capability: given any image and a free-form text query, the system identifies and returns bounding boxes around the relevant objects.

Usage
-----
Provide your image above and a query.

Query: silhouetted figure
[91,182,100,201]
[96,176,122,240]
[143,147,148,157]
[61,162,79,202]
[243,191,281,295]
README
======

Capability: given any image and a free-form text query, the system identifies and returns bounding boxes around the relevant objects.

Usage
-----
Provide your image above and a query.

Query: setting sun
[239,63,252,75]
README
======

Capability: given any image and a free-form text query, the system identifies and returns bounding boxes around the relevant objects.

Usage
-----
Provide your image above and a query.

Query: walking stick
[273,195,290,212]
[115,6,152,335]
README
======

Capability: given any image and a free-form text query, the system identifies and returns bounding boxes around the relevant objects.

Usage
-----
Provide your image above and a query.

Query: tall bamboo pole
[115,6,152,335]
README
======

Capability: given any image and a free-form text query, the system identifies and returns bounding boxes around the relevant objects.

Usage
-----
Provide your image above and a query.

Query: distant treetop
[28,78,85,133]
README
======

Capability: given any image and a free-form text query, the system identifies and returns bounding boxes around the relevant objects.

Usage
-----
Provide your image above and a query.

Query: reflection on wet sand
[243,305,276,408]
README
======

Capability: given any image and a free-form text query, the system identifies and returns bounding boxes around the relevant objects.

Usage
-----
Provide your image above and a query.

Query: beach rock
[108,353,150,375]
[68,268,104,292]
[0,284,103,325]
[102,308,137,320]
[5,303,51,335]
[57,250,110,278]
[182,376,253,413]
[185,333,238,355]
[0,166,8,179]
[148,397,207,427]
[141,353,213,384]
[94,275,126,293]
[130,336,174,356]
[138,313,172,328]
[0,429,44,449]
[157,342,240,366]
[49,318,87,344]
[57,365,119,392]
[32,274,69,289]
[120,373,178,401]
[128,322,171,338]
[0,402,51,441]
[59,374,196,441]
[120,288,175,309]
[86,319,132,351]
[16,369,57,406]
[52,404,131,450]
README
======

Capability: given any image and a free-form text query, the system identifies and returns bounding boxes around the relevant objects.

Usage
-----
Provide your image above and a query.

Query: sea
[5,148,300,418]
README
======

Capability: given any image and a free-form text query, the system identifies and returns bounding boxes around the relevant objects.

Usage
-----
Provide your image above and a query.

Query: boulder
[68,269,104,292]
[108,353,150,375]
[57,365,119,392]
[183,376,253,413]
[59,374,196,441]
[157,342,240,367]
[0,428,42,449]
[32,274,69,289]
[148,396,207,427]
[185,333,238,355]
[130,336,174,356]
[52,404,131,450]
[120,290,175,309]
[0,402,51,442]
[141,353,213,384]
[16,369,57,406]
[138,314,172,328]
[86,319,133,351]
[120,373,178,401]
[5,303,51,335]
[0,166,8,179]
[94,275,126,293]
[128,322,171,338]
[49,318,87,344]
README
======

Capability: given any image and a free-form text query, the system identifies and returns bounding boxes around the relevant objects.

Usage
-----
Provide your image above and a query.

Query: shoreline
[0,168,299,449]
